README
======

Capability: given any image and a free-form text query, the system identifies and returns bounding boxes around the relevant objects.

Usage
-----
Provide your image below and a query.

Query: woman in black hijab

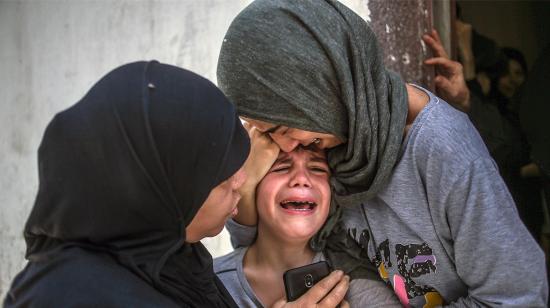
[4,61,249,307]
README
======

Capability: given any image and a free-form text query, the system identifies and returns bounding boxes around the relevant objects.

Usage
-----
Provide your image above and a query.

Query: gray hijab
[218,0,408,278]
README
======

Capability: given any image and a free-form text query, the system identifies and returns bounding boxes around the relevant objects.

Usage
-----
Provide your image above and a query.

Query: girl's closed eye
[270,164,291,173]
[309,165,330,174]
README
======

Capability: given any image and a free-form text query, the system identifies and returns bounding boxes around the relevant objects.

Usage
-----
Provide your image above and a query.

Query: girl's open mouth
[279,200,317,213]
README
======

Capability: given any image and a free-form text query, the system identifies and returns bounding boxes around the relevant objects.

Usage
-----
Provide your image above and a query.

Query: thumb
[270,298,288,308]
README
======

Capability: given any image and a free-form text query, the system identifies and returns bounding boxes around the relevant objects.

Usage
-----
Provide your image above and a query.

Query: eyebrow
[309,157,328,164]
[273,156,291,165]
[273,155,327,165]
[263,125,282,134]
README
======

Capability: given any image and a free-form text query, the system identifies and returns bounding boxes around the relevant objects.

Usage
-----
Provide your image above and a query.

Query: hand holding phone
[283,261,331,302]
[275,266,349,307]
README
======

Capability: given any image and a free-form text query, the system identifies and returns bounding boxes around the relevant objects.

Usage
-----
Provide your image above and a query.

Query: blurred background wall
[459,0,550,69]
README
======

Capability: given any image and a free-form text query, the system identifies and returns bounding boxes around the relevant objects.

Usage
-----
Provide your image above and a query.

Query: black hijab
[5,61,248,307]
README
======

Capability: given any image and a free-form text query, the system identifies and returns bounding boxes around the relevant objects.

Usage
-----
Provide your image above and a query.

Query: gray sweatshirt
[214,247,401,307]
[227,88,548,307]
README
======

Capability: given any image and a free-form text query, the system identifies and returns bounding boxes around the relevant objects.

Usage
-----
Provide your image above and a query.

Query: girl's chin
[276,226,322,241]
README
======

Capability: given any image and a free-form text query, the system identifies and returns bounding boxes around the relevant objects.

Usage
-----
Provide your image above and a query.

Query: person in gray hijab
[217,0,548,307]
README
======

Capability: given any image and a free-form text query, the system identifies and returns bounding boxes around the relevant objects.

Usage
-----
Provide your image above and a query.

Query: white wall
[0,0,370,300]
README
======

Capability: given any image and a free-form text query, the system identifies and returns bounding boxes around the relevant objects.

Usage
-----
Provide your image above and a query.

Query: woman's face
[498,59,526,99]
[185,167,247,243]
[255,146,331,243]
[243,118,343,152]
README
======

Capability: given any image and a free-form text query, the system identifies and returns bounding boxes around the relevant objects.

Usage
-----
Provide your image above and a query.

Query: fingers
[424,57,460,77]
[251,127,280,164]
[293,270,349,307]
[242,120,252,132]
[433,75,471,112]
[424,56,452,67]
[281,271,349,308]
[249,126,274,145]
[300,270,344,303]
[431,29,442,44]
[233,125,280,226]
[422,29,448,58]
[423,29,442,45]
[271,298,287,308]
[240,126,280,186]
[317,274,350,308]
[339,300,351,308]
[247,126,279,153]
[422,29,470,111]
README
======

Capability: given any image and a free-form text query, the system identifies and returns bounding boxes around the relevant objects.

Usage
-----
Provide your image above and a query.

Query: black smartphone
[283,261,331,302]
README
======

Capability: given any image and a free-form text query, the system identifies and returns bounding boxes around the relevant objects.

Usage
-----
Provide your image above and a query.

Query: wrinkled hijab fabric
[217,0,408,278]
[5,61,248,307]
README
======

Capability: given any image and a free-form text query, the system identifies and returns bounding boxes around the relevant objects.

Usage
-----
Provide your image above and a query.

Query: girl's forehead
[276,146,327,162]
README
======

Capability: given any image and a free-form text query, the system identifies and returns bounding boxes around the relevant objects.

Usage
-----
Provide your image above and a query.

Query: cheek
[315,178,332,215]
[256,187,270,208]
[255,178,281,213]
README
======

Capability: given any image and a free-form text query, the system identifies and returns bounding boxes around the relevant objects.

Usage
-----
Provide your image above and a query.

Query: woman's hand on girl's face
[271,271,350,308]
[231,123,281,226]
[242,123,281,187]
[242,117,343,153]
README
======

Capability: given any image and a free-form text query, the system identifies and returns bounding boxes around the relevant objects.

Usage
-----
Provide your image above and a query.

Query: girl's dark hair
[501,47,528,76]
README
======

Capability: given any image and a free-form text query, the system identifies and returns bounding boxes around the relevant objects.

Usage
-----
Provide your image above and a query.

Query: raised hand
[233,122,280,226]
[423,29,471,112]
